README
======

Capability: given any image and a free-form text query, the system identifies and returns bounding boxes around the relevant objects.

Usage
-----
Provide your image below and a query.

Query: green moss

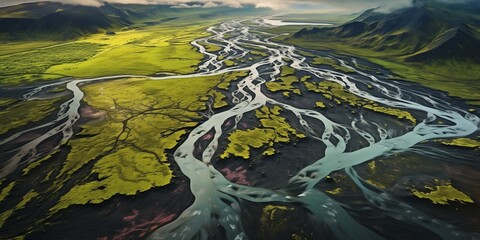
[441,138,480,148]
[261,205,293,223]
[60,122,123,176]
[0,98,16,106]
[265,75,301,96]
[280,65,295,77]
[304,80,416,124]
[411,180,474,205]
[0,182,15,203]
[48,72,246,212]
[315,102,325,108]
[51,147,172,212]
[0,190,38,228]
[221,106,305,159]
[224,59,236,67]
[0,98,60,135]
[211,91,228,109]
[23,150,58,175]
[312,57,355,73]
[284,37,480,106]
[325,187,342,195]
[365,179,386,189]
[0,23,216,85]
[62,23,214,78]
[220,128,276,159]
[0,41,60,56]
[217,71,248,90]
[204,43,222,52]
[250,50,268,57]
[0,43,102,85]
[263,148,276,156]
[368,161,376,172]
[260,205,295,238]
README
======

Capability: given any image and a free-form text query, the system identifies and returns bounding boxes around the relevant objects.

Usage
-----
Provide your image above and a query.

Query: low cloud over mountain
[0,0,476,11]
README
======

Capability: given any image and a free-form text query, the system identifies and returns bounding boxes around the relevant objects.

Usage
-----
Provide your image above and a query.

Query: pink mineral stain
[123,209,139,222]
[202,132,214,141]
[225,119,233,127]
[112,213,176,240]
[221,166,250,186]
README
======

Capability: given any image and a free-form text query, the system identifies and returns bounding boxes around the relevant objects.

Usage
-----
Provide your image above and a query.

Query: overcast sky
[0,0,452,12]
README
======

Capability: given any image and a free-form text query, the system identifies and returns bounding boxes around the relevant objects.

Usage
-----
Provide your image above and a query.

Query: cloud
[1,0,474,12]
[202,2,220,8]
[170,1,242,8]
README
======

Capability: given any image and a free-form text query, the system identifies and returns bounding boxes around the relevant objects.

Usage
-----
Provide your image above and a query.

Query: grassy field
[0,42,103,85]
[0,11,237,86]
[280,35,480,106]
[0,71,249,232]
[0,41,60,55]
[45,22,213,77]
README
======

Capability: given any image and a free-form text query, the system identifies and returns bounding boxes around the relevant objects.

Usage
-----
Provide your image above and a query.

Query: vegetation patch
[221,106,305,159]
[51,146,173,212]
[0,190,38,228]
[0,98,60,135]
[303,79,416,124]
[312,57,355,73]
[0,182,15,203]
[283,38,480,106]
[411,179,474,205]
[441,138,480,149]
[0,43,102,85]
[265,66,301,98]
[260,205,294,232]
[203,43,222,52]
[44,72,247,213]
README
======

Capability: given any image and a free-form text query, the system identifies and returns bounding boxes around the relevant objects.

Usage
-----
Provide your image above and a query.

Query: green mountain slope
[0,2,133,40]
[286,0,480,105]
[0,2,271,41]
[405,24,480,63]
[293,0,480,63]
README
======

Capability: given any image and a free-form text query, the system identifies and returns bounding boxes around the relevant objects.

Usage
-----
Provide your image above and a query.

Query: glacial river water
[1,18,479,239]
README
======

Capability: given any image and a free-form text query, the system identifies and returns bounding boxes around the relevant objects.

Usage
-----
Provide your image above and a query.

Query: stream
[0,19,479,240]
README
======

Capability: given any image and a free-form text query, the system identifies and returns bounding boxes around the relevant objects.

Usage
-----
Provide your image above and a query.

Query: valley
[0,1,479,240]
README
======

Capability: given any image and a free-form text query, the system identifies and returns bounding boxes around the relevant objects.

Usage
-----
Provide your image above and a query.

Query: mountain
[0,2,137,40]
[0,2,271,41]
[293,0,480,63]
[405,24,480,63]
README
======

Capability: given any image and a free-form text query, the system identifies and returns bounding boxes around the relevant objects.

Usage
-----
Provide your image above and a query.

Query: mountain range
[0,1,266,41]
[293,0,480,64]
[0,2,142,40]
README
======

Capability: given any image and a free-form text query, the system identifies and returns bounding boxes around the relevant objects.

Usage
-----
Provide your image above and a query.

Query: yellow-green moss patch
[52,147,172,212]
[312,57,355,73]
[210,91,228,109]
[441,138,480,149]
[280,66,295,77]
[411,180,474,205]
[266,75,301,97]
[315,102,326,108]
[0,98,60,135]
[204,43,222,52]
[22,150,58,175]
[325,187,342,195]
[0,190,38,228]
[221,106,305,159]
[305,80,416,124]
[0,182,16,203]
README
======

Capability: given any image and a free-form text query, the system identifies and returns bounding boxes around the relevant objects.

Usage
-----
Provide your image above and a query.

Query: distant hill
[293,0,480,64]
[405,24,480,63]
[0,2,136,40]
[0,2,271,41]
